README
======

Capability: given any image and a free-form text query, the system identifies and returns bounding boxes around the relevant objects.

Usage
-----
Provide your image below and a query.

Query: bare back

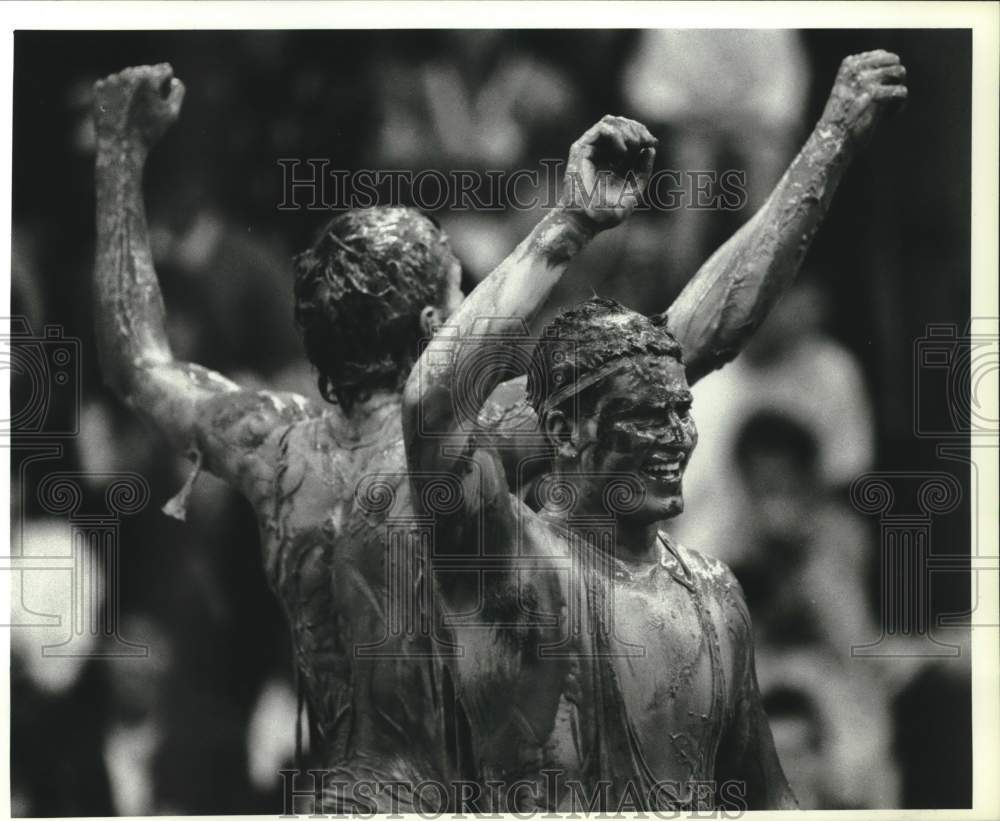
[216,395,451,793]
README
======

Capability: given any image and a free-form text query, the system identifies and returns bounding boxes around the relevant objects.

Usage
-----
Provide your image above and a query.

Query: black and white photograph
[3,3,998,818]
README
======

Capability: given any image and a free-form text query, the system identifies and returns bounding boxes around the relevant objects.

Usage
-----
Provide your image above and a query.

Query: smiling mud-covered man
[94,48,906,813]
[406,266,798,814]
[404,50,908,812]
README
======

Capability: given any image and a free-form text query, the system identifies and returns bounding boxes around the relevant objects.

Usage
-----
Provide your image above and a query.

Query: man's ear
[420,305,442,337]
[543,408,578,459]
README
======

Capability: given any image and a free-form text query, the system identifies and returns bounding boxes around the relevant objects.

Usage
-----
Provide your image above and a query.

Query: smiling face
[548,354,697,524]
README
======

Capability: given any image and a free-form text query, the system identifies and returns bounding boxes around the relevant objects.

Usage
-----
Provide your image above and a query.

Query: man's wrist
[96,131,147,159]
[550,203,605,241]
[813,110,856,162]
[532,205,599,264]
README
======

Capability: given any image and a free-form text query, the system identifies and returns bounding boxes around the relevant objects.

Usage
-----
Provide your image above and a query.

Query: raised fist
[560,115,657,229]
[821,50,907,147]
[93,63,185,147]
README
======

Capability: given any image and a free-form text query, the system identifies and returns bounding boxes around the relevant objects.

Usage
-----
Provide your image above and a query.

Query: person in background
[729,408,876,654]
[673,281,876,570]
[729,409,899,809]
[619,30,810,296]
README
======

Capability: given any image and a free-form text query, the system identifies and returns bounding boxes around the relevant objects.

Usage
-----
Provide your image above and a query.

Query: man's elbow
[95,348,133,404]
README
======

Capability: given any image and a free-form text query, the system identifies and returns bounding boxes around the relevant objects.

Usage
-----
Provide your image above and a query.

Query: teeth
[644,461,681,478]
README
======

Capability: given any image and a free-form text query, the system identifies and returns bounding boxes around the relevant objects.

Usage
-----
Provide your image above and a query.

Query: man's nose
[655,413,690,446]
[652,422,680,444]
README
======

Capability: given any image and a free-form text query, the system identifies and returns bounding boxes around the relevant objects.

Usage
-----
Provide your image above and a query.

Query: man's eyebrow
[652,390,692,403]
[613,394,691,414]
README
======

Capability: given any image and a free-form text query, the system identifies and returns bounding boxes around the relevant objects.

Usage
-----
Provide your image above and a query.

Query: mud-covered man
[403,52,907,811]
[93,49,905,810]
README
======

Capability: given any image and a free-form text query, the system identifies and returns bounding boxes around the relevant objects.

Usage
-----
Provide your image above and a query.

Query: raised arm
[664,50,908,383]
[93,65,316,509]
[403,116,656,490]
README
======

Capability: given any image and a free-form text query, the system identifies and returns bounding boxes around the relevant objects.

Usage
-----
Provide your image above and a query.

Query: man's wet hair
[293,207,455,410]
[527,296,684,417]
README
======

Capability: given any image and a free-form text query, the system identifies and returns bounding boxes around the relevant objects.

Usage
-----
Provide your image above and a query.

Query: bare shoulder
[667,534,740,587]
[200,390,326,453]
[195,388,328,498]
[199,389,322,449]
[663,533,752,634]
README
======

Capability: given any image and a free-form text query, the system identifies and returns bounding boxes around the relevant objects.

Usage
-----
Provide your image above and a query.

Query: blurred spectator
[757,649,899,808]
[247,675,302,809]
[720,409,903,808]
[673,281,876,567]
[371,31,585,289]
[149,199,304,381]
[620,29,810,294]
[11,517,114,816]
[11,223,45,330]
[729,409,877,656]
[373,31,580,170]
[102,616,173,815]
[761,686,829,808]
[893,662,973,808]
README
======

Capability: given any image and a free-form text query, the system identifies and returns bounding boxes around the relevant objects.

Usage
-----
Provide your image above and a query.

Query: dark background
[9,29,973,814]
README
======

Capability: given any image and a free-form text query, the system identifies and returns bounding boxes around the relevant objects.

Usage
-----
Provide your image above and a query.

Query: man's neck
[345,390,403,436]
[541,477,663,563]
[611,518,662,563]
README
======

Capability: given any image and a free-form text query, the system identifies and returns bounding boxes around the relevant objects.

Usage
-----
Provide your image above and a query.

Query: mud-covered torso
[255,411,448,780]
[441,510,749,811]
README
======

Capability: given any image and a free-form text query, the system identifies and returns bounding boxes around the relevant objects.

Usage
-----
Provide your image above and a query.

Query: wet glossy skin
[96,48,906,811]
[432,358,786,811]
[575,356,698,524]
[442,506,764,811]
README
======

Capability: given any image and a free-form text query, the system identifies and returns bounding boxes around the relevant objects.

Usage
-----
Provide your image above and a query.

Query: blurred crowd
[10,29,973,813]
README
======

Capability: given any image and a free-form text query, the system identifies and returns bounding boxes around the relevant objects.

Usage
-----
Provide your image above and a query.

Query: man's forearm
[664,118,854,383]
[664,50,907,384]
[405,207,596,439]
[461,208,595,329]
[94,135,173,401]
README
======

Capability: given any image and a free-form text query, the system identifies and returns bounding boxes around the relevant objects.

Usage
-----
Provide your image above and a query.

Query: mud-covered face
[582,355,697,522]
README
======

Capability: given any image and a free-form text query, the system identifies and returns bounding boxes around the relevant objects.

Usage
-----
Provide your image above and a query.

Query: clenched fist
[93,63,185,147]
[821,50,907,147]
[560,115,657,229]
